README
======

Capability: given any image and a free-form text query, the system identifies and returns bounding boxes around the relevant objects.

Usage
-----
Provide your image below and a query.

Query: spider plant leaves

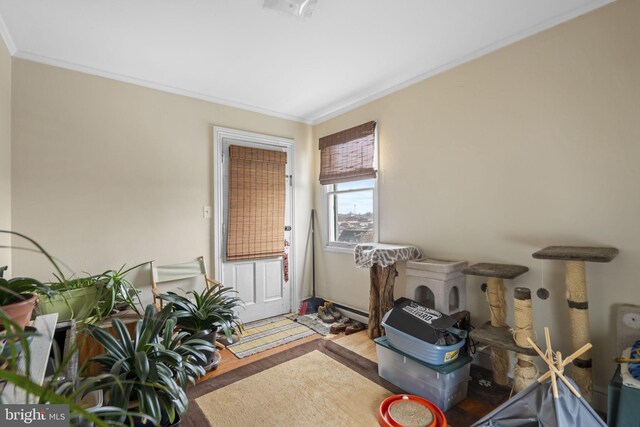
[88,303,211,425]
[134,352,150,384]
[0,230,67,283]
[0,276,52,306]
[157,285,244,336]
[112,318,134,355]
[86,324,127,359]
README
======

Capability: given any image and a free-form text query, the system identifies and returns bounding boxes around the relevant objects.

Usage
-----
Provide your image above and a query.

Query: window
[326,179,376,246]
[318,121,378,248]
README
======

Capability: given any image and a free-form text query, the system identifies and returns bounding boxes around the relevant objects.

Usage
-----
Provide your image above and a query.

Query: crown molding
[12,50,313,125]
[0,12,16,55]
[308,0,615,124]
[4,0,615,126]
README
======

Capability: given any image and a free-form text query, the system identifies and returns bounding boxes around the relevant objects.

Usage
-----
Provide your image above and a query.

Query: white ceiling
[0,0,612,124]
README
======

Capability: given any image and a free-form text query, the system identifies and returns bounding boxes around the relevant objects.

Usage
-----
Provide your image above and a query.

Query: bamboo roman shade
[318,121,377,185]
[226,145,287,261]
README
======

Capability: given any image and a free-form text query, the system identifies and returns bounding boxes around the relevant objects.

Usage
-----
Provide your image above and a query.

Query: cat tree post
[463,263,529,386]
[513,287,536,392]
[532,246,619,403]
[368,263,399,339]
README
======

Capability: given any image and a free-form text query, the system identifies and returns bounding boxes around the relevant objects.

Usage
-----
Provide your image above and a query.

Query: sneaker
[317,305,335,323]
[324,302,342,322]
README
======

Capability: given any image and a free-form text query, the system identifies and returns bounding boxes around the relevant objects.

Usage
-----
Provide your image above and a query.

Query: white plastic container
[375,336,471,411]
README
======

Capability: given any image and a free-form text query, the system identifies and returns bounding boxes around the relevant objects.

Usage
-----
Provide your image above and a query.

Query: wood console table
[77,310,141,375]
[354,243,423,339]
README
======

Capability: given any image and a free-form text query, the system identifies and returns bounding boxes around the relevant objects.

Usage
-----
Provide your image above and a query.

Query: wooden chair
[150,256,220,309]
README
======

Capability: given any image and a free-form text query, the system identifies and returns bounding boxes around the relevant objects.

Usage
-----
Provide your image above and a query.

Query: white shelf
[2,313,59,403]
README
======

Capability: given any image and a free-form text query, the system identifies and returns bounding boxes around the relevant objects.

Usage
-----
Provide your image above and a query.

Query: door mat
[291,312,333,336]
[226,315,316,359]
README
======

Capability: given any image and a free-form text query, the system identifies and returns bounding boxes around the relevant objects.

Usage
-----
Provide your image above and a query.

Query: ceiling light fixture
[262,0,318,19]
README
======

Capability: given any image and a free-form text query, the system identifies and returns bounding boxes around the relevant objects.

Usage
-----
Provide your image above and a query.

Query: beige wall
[11,59,313,306]
[314,0,640,400]
[0,38,10,272]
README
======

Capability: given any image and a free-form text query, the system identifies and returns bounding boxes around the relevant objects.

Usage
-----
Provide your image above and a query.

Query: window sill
[323,244,356,254]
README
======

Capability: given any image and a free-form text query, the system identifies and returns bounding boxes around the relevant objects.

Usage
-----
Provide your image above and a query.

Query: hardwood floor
[334,330,379,362]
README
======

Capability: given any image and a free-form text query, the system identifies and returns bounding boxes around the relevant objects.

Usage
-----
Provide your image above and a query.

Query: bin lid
[382,298,458,344]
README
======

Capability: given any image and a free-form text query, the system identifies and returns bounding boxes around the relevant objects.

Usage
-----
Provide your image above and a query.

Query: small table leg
[368,263,398,339]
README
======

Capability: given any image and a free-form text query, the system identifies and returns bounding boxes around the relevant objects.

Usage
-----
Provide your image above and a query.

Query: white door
[213,128,294,323]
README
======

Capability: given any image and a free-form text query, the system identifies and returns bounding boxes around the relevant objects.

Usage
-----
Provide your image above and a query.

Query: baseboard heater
[332,302,369,324]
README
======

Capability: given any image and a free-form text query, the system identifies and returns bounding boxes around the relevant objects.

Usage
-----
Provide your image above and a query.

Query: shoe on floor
[317,306,335,323]
[345,321,366,335]
[324,302,342,322]
[330,323,347,334]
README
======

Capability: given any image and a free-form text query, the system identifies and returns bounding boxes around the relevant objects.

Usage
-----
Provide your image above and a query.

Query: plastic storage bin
[381,305,465,365]
[375,336,471,411]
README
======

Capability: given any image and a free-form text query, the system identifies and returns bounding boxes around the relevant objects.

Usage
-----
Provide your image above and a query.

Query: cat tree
[532,246,618,403]
[463,263,533,387]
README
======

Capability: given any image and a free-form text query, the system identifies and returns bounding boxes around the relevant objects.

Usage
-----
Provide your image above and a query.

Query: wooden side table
[533,245,618,402]
[354,243,423,339]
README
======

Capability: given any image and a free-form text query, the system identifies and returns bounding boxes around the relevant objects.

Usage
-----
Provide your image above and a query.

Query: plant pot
[1,293,37,330]
[38,286,99,321]
[199,328,222,370]
[129,408,181,427]
[162,412,180,427]
[73,389,104,427]
[216,331,240,346]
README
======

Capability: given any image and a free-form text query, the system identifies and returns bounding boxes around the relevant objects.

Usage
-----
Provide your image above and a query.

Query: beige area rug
[183,339,404,427]
[184,338,483,427]
[196,350,391,426]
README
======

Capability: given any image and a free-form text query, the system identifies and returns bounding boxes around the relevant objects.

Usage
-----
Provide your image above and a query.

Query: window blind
[226,145,287,261]
[318,121,377,185]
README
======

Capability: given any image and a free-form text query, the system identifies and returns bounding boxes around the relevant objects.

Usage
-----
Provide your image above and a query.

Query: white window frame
[323,128,379,252]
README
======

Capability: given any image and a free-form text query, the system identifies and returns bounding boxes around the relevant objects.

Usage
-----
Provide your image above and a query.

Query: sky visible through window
[336,179,374,214]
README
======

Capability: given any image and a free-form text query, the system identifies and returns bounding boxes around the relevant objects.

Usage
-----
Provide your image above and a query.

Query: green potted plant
[0,231,152,426]
[159,317,216,388]
[37,274,109,322]
[158,286,243,369]
[1,276,54,330]
[87,304,214,426]
[38,263,146,322]
[1,297,144,427]
[102,263,146,315]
